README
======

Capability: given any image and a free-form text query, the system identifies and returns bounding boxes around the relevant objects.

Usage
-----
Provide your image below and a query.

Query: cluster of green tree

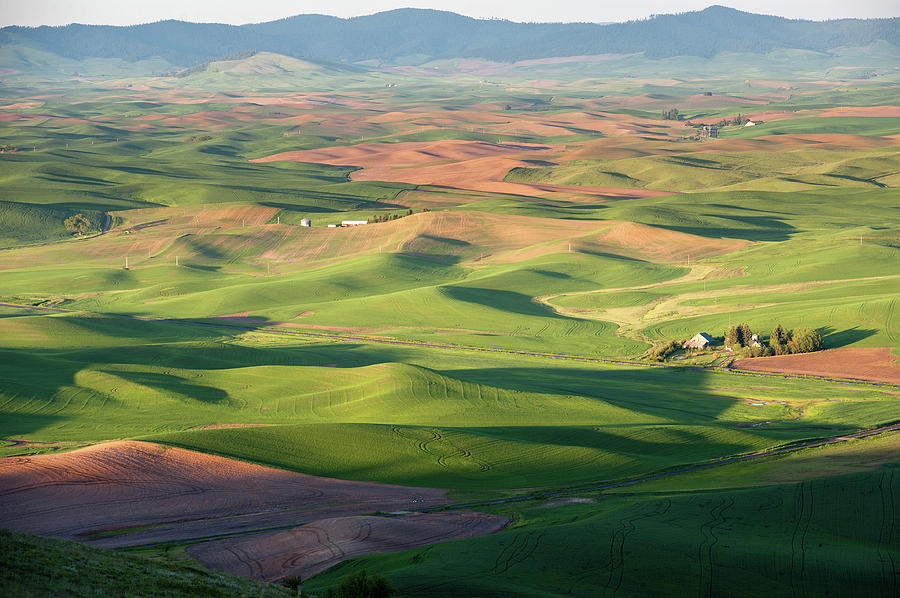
[63,214,93,236]
[3,6,896,66]
[661,108,683,121]
[715,114,754,127]
[725,323,823,357]
[650,339,681,361]
[370,209,414,224]
[283,570,393,598]
[770,324,824,355]
[183,135,213,142]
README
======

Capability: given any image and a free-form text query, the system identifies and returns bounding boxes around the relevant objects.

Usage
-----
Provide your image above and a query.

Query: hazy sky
[2,0,898,27]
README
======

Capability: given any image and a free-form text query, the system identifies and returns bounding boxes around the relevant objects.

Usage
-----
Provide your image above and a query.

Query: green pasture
[0,201,104,248]
[1,309,895,492]
[304,467,899,597]
[147,422,811,491]
[504,146,900,192]
[721,116,900,138]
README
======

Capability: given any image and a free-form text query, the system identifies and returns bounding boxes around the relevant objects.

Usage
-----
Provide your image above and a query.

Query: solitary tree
[724,326,739,348]
[64,213,92,236]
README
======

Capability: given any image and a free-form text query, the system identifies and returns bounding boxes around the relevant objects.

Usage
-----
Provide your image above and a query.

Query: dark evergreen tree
[725,326,739,348]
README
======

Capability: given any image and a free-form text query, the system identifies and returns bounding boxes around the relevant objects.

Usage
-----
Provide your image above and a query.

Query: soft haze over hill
[1,6,898,67]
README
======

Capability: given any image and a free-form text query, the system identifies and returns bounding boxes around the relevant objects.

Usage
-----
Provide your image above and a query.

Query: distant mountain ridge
[1,6,898,68]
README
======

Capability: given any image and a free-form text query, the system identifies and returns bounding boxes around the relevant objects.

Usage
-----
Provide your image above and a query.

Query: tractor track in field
[789,481,814,592]
[2,302,898,389]
[605,498,671,596]
[878,468,896,591]
[697,496,732,598]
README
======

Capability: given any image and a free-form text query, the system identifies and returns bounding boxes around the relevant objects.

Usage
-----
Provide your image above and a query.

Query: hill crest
[1,6,897,68]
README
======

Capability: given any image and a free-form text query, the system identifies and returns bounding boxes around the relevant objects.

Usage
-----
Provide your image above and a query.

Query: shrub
[323,570,394,598]
[650,340,681,361]
[64,213,92,236]
[749,344,773,358]
[282,575,302,592]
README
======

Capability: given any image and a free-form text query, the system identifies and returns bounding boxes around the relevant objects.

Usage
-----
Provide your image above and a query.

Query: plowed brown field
[732,347,900,385]
[189,512,508,581]
[0,441,448,548]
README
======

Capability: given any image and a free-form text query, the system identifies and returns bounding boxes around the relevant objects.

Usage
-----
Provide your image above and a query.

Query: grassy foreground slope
[304,466,899,597]
[0,529,290,598]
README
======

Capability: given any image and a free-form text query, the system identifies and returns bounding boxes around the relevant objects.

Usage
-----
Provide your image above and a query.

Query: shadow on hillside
[260,201,341,213]
[440,365,738,421]
[100,369,232,405]
[653,214,795,242]
[441,286,567,319]
[0,412,64,438]
[0,311,426,425]
[578,250,651,263]
[456,425,750,457]
[820,326,878,348]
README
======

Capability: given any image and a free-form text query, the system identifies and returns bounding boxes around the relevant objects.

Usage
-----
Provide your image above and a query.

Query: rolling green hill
[505,146,900,192]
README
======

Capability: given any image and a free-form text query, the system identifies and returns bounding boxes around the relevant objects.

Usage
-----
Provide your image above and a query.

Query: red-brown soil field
[0,441,449,549]
[189,512,509,581]
[732,347,900,385]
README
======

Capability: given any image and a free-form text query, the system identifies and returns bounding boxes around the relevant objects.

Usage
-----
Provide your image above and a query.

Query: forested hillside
[1,5,897,67]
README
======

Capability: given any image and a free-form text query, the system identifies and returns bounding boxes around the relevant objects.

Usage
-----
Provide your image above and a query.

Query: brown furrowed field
[189,512,508,582]
[733,347,900,385]
[0,442,451,548]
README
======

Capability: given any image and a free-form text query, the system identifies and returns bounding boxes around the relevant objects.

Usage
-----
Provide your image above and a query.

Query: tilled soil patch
[188,512,509,581]
[732,347,900,385]
[0,441,448,547]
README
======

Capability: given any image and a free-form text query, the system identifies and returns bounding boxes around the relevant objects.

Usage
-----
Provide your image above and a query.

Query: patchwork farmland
[0,6,898,597]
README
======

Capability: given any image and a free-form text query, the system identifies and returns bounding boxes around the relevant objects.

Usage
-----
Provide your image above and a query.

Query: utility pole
[124,256,128,270]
